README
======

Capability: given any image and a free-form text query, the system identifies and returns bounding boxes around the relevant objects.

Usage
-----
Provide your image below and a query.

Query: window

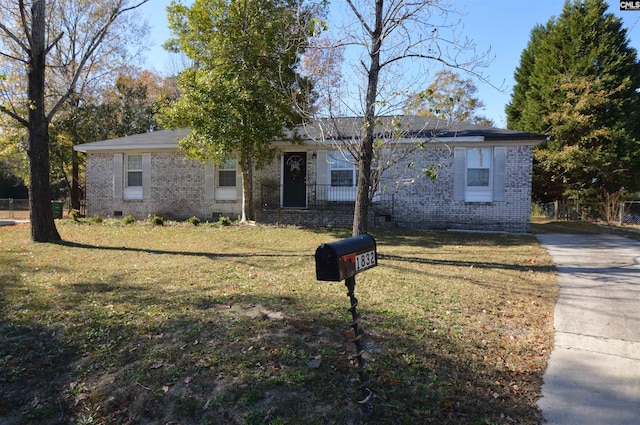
[327,151,357,201]
[466,148,491,187]
[209,158,237,201]
[218,159,237,187]
[127,155,143,187]
[124,154,144,200]
[114,153,150,200]
[330,152,357,187]
[453,147,506,203]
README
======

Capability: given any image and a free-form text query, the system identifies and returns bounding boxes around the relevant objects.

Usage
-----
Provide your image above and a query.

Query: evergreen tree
[506,24,549,131]
[506,0,640,202]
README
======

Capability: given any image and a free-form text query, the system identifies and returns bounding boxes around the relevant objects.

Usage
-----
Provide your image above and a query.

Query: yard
[0,221,557,424]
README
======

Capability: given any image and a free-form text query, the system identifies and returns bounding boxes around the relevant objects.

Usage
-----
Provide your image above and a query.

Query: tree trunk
[28,0,61,242]
[352,0,383,236]
[240,152,254,222]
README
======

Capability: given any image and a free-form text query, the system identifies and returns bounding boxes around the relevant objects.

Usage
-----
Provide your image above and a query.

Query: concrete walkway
[0,220,29,226]
[536,233,640,424]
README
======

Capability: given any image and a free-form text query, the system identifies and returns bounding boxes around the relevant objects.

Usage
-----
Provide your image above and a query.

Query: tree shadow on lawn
[306,226,540,249]
[1,268,547,425]
[53,239,305,259]
[378,252,554,275]
[53,232,553,276]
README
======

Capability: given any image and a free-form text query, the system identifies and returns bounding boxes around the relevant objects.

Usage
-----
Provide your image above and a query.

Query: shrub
[530,203,545,217]
[187,216,201,226]
[123,214,135,224]
[90,214,103,223]
[217,215,232,226]
[68,209,81,221]
[149,215,164,226]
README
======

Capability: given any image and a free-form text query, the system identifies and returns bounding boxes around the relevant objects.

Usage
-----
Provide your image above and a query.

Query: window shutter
[142,153,151,199]
[113,154,123,199]
[316,150,328,200]
[492,147,506,202]
[205,162,215,200]
[453,147,466,201]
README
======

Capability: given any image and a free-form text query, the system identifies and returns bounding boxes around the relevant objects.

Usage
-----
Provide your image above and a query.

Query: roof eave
[74,143,179,153]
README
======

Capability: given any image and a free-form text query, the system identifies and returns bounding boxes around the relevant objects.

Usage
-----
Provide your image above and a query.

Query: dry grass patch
[0,221,557,424]
[531,217,640,242]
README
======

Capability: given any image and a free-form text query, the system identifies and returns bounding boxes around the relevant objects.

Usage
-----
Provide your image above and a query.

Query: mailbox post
[315,234,377,412]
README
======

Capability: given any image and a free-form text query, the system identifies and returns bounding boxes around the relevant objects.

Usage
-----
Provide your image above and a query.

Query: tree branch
[47,0,150,121]
[0,21,29,55]
[345,0,373,36]
[0,49,28,63]
[0,104,28,127]
[18,0,33,53]
[45,31,65,56]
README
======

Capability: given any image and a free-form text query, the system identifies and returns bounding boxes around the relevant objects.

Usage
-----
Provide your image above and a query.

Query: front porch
[256,184,393,228]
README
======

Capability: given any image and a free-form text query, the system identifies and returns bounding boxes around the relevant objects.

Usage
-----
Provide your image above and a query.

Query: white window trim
[453,146,506,203]
[465,147,492,202]
[328,151,357,201]
[205,159,238,202]
[124,154,143,200]
[216,159,237,201]
[114,153,150,200]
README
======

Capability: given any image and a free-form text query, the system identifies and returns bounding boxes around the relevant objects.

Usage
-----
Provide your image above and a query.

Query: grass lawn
[0,220,557,424]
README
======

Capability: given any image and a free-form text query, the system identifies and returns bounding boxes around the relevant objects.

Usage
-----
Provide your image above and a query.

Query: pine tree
[506,24,549,131]
[506,0,640,202]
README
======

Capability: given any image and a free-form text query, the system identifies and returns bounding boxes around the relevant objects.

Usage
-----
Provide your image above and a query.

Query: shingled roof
[74,129,189,152]
[295,116,547,142]
[74,116,546,152]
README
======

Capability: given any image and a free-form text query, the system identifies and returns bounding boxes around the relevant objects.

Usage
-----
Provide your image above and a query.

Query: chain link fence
[622,201,640,225]
[539,201,599,221]
[0,198,30,220]
[539,200,640,225]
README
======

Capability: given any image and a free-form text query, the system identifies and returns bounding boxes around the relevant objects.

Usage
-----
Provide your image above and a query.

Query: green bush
[187,216,201,226]
[123,214,135,224]
[531,203,546,217]
[149,215,164,226]
[68,209,81,221]
[217,215,232,226]
[90,214,103,223]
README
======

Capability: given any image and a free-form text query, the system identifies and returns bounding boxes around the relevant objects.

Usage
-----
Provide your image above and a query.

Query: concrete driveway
[536,233,640,424]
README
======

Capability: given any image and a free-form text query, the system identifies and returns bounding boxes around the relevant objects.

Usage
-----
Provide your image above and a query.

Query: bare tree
[300,36,346,117]
[0,0,149,241]
[325,0,491,235]
[303,114,448,219]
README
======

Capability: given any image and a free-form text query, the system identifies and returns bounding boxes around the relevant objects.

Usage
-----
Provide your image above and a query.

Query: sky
[136,0,640,128]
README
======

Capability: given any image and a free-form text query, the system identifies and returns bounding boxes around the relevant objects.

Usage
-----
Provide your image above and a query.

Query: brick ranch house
[74,116,546,232]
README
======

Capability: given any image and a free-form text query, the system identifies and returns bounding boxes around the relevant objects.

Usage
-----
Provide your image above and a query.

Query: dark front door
[283,152,307,208]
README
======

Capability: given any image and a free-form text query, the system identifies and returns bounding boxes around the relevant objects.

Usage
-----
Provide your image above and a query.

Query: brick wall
[387,145,533,233]
[85,152,241,221]
[255,208,355,228]
[253,145,534,233]
[85,144,534,233]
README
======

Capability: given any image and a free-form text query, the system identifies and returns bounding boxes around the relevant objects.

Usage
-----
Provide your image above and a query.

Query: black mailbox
[315,234,377,281]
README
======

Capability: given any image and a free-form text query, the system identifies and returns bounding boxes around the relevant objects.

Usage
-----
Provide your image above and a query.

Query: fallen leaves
[0,224,557,424]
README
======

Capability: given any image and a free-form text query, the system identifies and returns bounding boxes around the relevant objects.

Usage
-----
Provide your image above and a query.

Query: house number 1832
[355,251,376,272]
